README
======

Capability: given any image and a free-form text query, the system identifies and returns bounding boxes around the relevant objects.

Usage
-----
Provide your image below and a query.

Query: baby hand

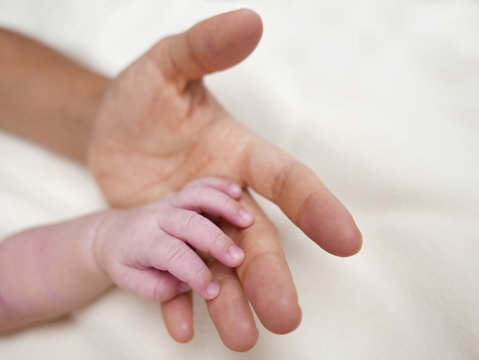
[94,177,253,302]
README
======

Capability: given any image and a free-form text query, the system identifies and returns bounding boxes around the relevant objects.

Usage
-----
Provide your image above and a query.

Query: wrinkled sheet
[0,1,478,358]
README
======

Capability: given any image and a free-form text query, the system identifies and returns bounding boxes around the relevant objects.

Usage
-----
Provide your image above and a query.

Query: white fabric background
[0,0,478,359]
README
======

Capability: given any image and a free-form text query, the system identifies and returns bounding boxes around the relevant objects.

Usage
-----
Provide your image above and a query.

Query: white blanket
[1,1,478,358]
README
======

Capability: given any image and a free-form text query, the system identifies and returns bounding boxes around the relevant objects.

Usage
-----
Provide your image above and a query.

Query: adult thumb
[148,9,263,89]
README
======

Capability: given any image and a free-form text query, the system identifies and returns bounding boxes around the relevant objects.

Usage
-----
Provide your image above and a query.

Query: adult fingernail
[206,281,220,298]
[229,245,244,260]
[239,208,253,224]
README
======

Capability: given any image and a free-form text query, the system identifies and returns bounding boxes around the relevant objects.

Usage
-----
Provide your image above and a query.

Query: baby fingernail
[229,245,244,260]
[206,281,220,297]
[239,208,253,223]
[229,183,242,196]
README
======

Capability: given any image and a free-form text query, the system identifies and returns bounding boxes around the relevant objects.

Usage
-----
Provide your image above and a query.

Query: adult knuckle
[272,162,296,203]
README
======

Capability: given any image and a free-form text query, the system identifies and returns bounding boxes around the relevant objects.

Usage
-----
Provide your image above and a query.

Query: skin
[0,9,362,351]
[0,178,252,332]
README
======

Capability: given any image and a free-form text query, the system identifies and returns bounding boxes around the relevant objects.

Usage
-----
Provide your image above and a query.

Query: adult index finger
[245,140,362,257]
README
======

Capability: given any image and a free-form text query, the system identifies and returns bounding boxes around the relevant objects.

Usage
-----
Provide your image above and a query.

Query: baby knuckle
[165,242,189,265]
[165,192,178,205]
[180,212,201,230]
[211,231,229,249]
[151,280,166,301]
[218,193,233,208]
[190,263,208,281]
[151,278,174,302]
[185,185,205,200]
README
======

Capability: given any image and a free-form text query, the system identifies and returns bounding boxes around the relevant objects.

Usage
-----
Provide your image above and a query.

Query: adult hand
[88,9,362,351]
